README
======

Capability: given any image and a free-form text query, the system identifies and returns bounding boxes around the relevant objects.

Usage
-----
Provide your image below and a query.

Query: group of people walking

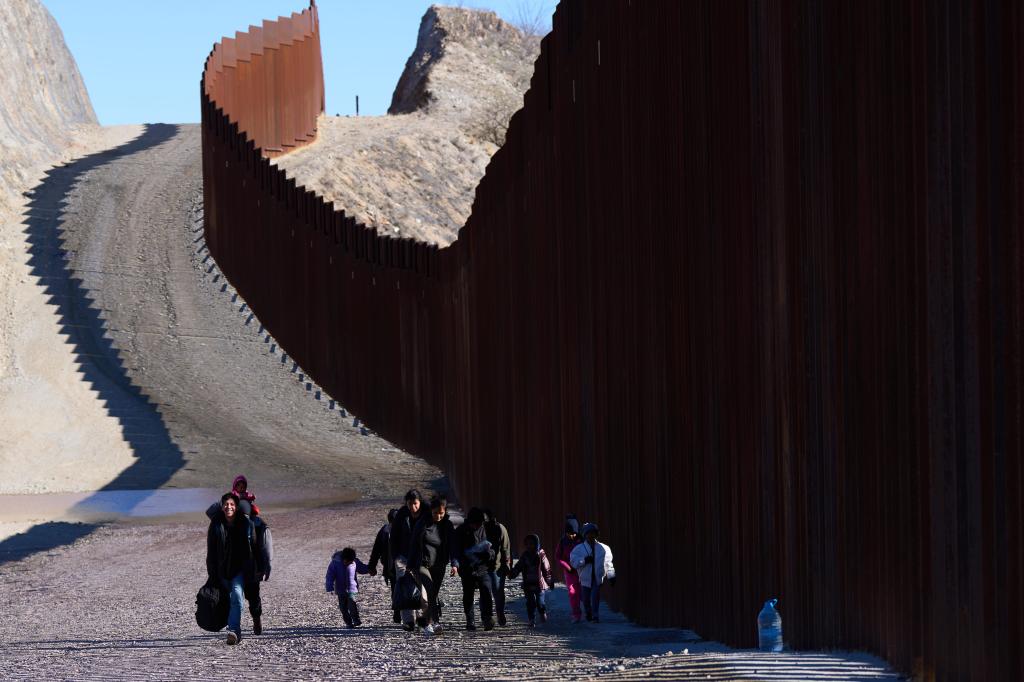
[203,479,614,644]
[345,489,616,636]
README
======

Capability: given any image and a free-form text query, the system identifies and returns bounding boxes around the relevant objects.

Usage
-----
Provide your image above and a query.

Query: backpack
[195,579,229,632]
[253,516,273,577]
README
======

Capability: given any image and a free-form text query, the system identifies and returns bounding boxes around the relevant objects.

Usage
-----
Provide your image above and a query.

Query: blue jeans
[228,573,245,633]
[525,589,547,621]
[488,571,507,620]
[581,584,602,620]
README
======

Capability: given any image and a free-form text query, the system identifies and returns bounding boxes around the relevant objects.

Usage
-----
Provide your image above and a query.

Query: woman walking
[408,495,455,634]
[206,492,264,643]
[390,489,426,630]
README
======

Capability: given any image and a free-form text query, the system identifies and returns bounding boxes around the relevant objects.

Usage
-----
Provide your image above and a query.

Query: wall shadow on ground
[0,522,99,564]
[0,124,184,566]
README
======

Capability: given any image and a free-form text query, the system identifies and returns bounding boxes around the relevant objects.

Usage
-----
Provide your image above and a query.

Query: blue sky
[42,1,557,126]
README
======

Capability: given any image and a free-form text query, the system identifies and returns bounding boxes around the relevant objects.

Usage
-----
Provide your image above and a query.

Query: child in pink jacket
[231,475,260,516]
[554,516,583,622]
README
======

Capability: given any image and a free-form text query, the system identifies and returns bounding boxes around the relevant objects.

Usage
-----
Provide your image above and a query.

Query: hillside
[273,5,541,246]
[0,0,96,217]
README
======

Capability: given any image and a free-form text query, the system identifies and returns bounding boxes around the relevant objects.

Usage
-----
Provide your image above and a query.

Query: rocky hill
[0,0,96,217]
[389,5,539,130]
[273,5,541,246]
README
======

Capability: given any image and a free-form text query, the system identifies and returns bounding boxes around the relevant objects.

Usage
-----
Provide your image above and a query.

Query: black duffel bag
[195,580,229,632]
[392,572,426,611]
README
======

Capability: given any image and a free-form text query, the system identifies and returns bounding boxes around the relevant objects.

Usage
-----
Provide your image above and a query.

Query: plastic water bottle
[757,598,783,652]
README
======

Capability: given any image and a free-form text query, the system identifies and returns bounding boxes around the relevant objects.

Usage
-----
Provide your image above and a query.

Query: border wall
[201,2,1023,678]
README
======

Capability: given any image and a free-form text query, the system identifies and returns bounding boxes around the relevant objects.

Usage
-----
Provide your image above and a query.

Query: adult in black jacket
[206,493,270,644]
[408,496,455,633]
[389,490,425,629]
[205,496,272,637]
[368,508,399,623]
[451,507,497,630]
[368,508,397,585]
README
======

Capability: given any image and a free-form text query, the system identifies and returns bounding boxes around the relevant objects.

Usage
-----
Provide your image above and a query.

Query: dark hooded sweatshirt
[452,522,494,578]
[368,522,393,580]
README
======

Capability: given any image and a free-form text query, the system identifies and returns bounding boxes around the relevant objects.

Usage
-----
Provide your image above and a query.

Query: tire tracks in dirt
[34,123,442,496]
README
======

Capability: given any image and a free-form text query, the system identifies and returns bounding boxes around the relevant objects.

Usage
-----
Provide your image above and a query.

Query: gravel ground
[0,501,902,681]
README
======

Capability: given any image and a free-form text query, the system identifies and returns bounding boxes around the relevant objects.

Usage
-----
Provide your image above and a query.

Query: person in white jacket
[569,522,615,622]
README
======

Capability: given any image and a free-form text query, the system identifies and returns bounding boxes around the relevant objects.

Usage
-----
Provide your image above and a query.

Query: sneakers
[422,624,436,636]
[571,615,582,624]
[402,622,416,632]
[226,631,239,645]
[252,616,262,636]
[540,611,548,623]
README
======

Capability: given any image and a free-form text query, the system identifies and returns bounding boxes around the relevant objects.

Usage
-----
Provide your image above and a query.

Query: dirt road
[32,123,438,497]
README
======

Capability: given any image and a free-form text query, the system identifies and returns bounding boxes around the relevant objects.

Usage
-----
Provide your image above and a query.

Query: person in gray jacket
[483,508,512,626]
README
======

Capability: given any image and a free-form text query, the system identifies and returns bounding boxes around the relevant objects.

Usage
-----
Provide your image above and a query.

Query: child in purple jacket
[326,547,370,628]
